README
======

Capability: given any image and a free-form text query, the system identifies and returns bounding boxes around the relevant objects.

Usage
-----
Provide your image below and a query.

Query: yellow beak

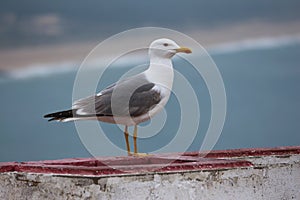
[175,47,192,54]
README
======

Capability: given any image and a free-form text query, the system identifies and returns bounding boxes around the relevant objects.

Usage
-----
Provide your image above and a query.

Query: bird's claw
[128,152,149,157]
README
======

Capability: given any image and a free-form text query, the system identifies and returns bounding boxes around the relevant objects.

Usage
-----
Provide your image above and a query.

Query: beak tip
[176,47,192,54]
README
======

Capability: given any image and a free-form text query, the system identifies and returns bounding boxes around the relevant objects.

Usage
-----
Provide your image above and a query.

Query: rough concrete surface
[0,153,299,199]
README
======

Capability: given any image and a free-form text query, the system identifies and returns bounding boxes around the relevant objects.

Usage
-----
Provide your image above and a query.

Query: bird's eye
[163,43,169,47]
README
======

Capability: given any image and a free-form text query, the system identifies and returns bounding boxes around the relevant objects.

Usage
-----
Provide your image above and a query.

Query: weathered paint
[0,146,299,200]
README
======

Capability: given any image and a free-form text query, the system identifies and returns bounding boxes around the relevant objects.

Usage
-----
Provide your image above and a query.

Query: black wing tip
[47,118,56,122]
[44,113,60,122]
[43,109,74,122]
[44,113,52,118]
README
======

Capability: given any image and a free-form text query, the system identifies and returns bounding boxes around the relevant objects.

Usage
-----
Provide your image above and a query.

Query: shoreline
[1,20,300,71]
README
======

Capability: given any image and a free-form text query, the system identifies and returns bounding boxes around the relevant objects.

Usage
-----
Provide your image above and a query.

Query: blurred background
[0,0,300,162]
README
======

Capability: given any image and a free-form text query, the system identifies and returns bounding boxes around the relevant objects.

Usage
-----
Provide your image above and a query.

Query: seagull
[44,38,192,156]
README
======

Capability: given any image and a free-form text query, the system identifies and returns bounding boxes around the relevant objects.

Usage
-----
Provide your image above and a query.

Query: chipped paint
[0,146,300,199]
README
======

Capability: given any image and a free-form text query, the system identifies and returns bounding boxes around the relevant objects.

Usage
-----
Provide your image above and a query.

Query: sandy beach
[1,20,300,71]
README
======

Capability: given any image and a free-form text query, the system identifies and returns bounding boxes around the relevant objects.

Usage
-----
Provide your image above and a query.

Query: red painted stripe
[0,146,299,176]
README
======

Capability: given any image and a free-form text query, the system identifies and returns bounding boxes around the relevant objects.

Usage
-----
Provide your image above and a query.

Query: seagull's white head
[149,38,192,59]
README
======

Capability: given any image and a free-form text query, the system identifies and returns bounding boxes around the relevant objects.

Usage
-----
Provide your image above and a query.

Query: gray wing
[72,74,162,117]
[128,83,161,117]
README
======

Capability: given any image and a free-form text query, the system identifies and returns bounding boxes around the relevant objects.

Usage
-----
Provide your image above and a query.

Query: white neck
[145,56,174,90]
[149,56,172,66]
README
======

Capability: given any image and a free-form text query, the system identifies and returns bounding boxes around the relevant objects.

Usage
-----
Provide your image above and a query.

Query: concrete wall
[0,148,299,200]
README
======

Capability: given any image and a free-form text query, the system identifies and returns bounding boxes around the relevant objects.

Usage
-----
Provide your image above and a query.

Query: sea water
[0,38,300,162]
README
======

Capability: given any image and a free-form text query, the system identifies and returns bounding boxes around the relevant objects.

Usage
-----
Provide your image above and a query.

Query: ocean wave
[208,34,300,55]
[1,53,148,81]
[1,61,78,81]
[1,34,300,81]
